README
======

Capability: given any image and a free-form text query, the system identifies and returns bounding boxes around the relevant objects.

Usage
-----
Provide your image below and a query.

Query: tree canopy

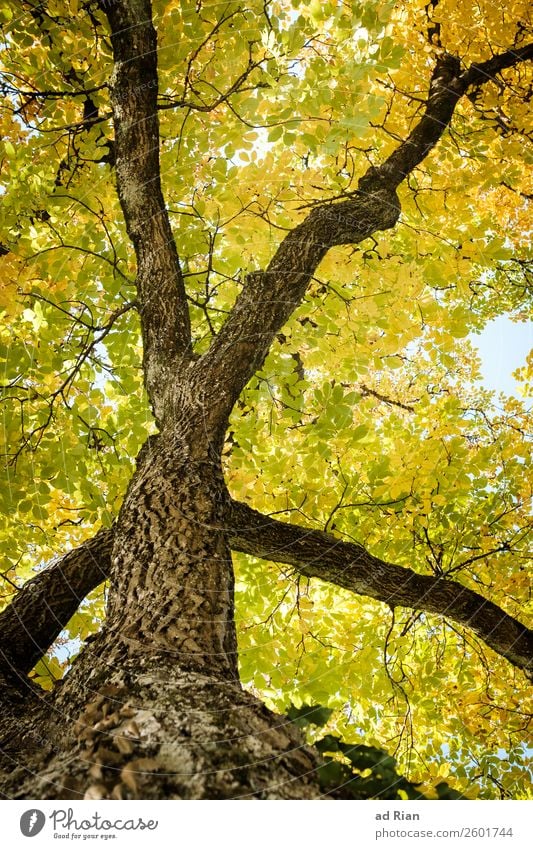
[0,0,532,800]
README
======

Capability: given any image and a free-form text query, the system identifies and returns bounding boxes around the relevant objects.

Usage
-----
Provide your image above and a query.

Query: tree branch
[0,530,112,679]
[2,495,531,682]
[228,499,533,679]
[99,0,192,419]
[193,45,532,429]
[379,43,533,187]
[463,43,533,88]
[191,181,401,430]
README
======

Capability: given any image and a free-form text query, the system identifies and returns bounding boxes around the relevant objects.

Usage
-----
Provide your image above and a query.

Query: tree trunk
[1,429,321,799]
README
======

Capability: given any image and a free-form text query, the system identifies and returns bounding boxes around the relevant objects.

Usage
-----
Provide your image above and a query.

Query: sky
[473,316,532,400]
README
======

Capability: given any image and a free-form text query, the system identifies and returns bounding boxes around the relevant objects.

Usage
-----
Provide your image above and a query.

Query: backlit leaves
[1,0,531,799]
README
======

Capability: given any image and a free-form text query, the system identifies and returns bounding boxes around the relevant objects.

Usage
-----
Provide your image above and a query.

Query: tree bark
[2,498,531,685]
[0,530,112,680]
[0,434,322,800]
[99,0,192,421]
[228,501,533,680]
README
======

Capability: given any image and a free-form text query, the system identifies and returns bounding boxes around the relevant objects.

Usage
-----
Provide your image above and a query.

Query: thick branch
[2,499,531,682]
[463,43,533,88]
[194,45,532,430]
[228,500,533,679]
[378,43,533,187]
[99,0,192,418]
[0,530,112,679]
[373,53,463,188]
[191,184,400,431]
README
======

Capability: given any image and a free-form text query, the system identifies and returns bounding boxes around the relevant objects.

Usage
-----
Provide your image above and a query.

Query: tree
[0,0,531,800]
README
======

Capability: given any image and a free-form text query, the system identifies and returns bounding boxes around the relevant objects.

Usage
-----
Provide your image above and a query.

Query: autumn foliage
[0,0,532,799]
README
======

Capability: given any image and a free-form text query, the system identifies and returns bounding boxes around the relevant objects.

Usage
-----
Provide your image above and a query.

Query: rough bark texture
[0,435,322,800]
[102,0,192,420]
[2,659,321,800]
[0,530,112,679]
[0,0,531,800]
[2,501,531,685]
[228,501,533,679]
[103,432,238,682]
